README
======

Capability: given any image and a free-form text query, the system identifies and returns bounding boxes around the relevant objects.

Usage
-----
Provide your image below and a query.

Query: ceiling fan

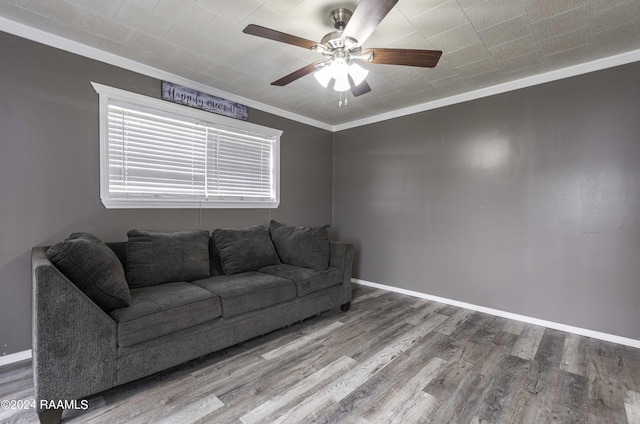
[243,0,442,101]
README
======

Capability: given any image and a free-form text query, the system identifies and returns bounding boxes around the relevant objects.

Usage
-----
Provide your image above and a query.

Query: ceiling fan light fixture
[348,62,369,86]
[331,59,351,92]
[333,72,351,92]
[314,65,333,88]
[313,58,370,92]
[244,0,443,98]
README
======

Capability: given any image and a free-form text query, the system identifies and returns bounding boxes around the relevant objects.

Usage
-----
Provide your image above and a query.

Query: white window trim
[91,82,281,209]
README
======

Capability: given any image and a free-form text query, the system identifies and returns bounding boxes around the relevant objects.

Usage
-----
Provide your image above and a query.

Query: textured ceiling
[1,0,640,127]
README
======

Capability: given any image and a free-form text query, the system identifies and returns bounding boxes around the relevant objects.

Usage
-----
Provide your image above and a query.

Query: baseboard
[0,349,32,367]
[353,278,640,349]
[1,280,636,368]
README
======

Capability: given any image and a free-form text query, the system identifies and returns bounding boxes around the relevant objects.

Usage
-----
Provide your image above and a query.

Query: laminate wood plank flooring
[1,284,640,424]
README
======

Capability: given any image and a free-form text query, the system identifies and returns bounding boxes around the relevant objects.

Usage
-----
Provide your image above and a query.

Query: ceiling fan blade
[343,0,398,45]
[349,76,372,97]
[271,62,323,86]
[364,48,443,68]
[243,24,318,50]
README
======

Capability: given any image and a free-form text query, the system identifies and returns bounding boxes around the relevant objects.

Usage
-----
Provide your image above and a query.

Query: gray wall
[2,29,639,357]
[333,62,640,340]
[0,32,334,356]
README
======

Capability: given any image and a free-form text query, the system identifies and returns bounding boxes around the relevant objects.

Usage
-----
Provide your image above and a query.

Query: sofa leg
[37,408,62,424]
[340,302,351,312]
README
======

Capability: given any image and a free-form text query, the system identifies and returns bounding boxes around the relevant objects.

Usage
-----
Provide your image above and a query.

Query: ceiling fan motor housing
[320,31,357,50]
[319,9,360,63]
[330,8,352,30]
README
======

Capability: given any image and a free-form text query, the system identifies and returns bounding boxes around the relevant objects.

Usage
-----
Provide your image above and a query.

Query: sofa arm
[329,241,354,307]
[32,247,117,415]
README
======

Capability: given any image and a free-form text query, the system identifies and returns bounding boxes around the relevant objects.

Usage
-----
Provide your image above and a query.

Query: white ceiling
[1,0,640,129]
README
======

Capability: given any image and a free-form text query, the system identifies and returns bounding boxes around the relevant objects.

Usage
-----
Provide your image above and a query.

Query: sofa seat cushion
[192,272,296,318]
[258,264,343,297]
[109,282,221,347]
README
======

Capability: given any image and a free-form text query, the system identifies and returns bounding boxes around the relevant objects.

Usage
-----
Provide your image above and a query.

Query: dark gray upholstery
[115,284,345,386]
[126,229,210,288]
[116,318,235,385]
[46,233,130,311]
[109,282,222,347]
[32,248,117,413]
[208,236,225,276]
[32,235,354,424]
[259,264,343,297]
[106,242,127,270]
[213,225,280,274]
[192,272,296,317]
[269,220,330,270]
[230,286,346,344]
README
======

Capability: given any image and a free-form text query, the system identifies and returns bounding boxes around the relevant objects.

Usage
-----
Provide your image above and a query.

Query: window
[92,82,281,208]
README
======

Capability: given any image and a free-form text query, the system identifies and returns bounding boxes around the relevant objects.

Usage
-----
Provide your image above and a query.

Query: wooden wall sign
[161,81,249,121]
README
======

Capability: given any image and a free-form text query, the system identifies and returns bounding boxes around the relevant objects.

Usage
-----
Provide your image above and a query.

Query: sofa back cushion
[269,220,330,270]
[46,232,131,311]
[126,229,210,288]
[213,225,280,275]
[106,241,127,269]
[208,237,226,276]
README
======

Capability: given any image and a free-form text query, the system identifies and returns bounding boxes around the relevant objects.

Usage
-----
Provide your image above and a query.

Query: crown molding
[332,47,640,132]
[1,16,640,133]
[0,16,333,132]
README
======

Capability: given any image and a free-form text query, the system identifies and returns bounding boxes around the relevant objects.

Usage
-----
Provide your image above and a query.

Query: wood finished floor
[2,284,640,424]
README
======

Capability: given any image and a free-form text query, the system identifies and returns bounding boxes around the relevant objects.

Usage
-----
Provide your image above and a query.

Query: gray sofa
[32,222,353,424]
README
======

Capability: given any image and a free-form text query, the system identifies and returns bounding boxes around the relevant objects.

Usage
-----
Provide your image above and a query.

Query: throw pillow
[269,220,330,270]
[46,232,131,312]
[213,225,280,275]
[126,229,210,288]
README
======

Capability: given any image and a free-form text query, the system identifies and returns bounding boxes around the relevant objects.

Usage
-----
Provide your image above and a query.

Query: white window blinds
[94,83,280,209]
[207,127,275,200]
[108,105,208,199]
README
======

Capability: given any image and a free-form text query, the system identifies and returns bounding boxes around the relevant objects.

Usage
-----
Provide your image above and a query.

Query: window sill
[101,199,280,209]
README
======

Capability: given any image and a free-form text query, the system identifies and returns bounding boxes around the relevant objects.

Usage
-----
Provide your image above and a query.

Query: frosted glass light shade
[314,65,333,88]
[313,59,370,92]
[332,60,350,92]
[333,73,350,91]
[348,62,369,86]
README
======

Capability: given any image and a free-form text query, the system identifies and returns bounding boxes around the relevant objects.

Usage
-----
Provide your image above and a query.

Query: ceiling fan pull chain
[338,91,348,108]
